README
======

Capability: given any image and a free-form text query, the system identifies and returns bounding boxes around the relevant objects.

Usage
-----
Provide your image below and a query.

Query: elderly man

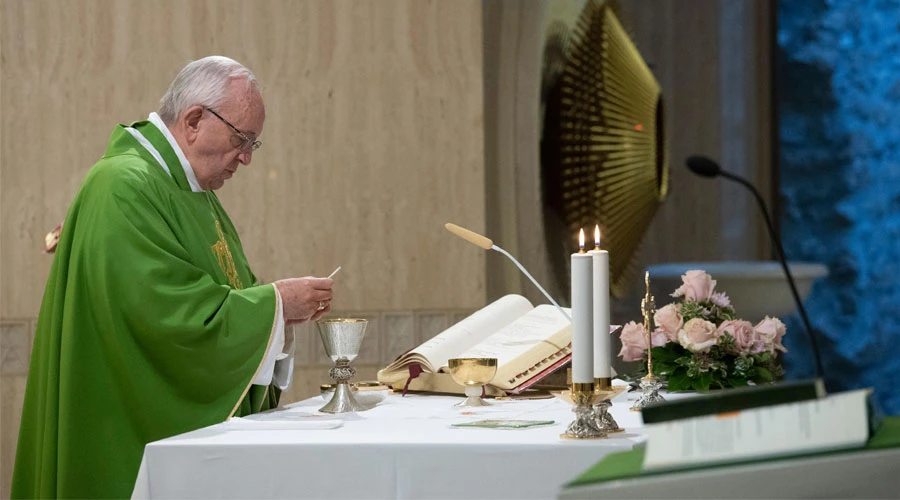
[12,56,330,499]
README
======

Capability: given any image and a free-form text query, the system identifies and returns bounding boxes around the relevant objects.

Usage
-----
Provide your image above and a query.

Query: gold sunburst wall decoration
[541,0,668,298]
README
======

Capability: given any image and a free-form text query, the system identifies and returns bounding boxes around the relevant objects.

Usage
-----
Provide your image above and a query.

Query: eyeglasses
[203,106,262,153]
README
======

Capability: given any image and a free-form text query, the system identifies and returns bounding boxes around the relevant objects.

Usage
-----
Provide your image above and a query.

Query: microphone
[444,223,571,322]
[684,155,825,379]
[685,155,721,178]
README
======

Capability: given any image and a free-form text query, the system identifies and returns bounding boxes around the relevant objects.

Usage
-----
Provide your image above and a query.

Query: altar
[131,389,657,499]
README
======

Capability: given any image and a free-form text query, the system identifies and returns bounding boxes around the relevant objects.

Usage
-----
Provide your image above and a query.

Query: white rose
[677,318,719,353]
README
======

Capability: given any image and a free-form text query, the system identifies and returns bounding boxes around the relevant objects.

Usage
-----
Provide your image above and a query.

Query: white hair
[158,56,260,124]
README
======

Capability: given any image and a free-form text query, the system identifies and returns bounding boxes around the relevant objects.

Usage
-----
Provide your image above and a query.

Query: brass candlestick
[561,382,607,439]
[631,272,666,411]
[592,378,624,433]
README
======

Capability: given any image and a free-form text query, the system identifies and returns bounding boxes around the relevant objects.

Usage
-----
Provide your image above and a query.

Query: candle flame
[578,228,585,252]
[594,224,601,249]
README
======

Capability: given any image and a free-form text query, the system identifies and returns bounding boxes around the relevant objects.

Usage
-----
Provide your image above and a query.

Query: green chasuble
[12,121,281,499]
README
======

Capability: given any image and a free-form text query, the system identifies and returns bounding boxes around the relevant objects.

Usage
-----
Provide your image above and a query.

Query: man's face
[190,79,266,190]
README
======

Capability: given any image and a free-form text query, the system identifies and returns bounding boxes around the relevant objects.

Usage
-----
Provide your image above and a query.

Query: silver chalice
[316,318,369,413]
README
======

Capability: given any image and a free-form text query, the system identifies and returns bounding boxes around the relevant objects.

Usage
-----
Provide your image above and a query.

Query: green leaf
[650,346,681,363]
[717,333,736,352]
[754,366,774,383]
[649,346,680,376]
[680,301,706,322]
[726,377,749,388]
[666,370,691,392]
[693,371,713,392]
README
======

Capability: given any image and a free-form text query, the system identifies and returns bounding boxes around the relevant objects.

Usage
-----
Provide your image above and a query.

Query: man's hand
[274,277,334,322]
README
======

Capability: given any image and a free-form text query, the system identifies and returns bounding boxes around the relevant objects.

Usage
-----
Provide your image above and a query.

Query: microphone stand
[717,169,825,379]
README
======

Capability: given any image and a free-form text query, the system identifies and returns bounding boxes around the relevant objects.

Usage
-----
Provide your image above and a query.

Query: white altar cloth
[132,389,654,499]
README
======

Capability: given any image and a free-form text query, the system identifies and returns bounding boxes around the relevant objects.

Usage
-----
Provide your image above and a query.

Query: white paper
[458,304,571,365]
[642,389,870,471]
[411,294,534,371]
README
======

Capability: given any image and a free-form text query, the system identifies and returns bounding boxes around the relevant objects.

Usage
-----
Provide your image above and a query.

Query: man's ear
[181,105,205,144]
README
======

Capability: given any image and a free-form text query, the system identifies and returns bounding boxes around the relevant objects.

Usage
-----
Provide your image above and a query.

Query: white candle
[588,225,611,379]
[571,228,594,383]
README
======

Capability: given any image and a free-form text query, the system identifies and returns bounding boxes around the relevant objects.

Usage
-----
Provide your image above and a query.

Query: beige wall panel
[1,0,486,320]
[1,0,485,492]
[1,376,27,499]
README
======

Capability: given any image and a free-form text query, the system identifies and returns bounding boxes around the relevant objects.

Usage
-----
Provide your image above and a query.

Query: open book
[377,294,575,396]
[641,388,872,471]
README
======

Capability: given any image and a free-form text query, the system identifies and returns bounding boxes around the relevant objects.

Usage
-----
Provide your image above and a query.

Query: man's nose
[237,150,253,165]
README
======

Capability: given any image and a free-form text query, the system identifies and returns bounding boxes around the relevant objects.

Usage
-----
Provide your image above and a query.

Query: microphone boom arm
[491,245,572,322]
[444,223,571,323]
[719,170,825,379]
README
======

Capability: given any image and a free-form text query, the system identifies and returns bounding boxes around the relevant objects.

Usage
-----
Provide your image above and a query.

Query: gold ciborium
[448,357,498,407]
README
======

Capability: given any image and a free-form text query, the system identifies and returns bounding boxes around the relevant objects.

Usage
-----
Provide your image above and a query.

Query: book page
[458,304,571,366]
[642,389,870,471]
[384,294,534,373]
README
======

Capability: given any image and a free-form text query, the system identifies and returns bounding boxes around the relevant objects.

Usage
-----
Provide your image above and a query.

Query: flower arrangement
[618,270,787,391]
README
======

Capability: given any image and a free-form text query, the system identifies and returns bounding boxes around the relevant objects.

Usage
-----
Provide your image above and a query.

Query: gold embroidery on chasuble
[211,219,244,290]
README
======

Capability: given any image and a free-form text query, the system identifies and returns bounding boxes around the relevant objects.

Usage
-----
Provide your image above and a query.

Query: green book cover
[566,416,900,489]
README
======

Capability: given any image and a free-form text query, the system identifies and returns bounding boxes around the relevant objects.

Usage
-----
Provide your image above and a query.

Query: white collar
[146,112,204,192]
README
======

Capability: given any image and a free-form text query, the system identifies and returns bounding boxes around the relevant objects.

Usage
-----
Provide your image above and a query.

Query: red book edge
[505,352,572,395]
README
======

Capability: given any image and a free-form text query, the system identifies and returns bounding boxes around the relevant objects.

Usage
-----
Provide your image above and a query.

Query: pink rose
[618,321,667,362]
[677,318,719,353]
[755,316,788,353]
[618,321,647,362]
[654,303,683,342]
[651,328,668,348]
[717,319,756,353]
[672,270,717,302]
